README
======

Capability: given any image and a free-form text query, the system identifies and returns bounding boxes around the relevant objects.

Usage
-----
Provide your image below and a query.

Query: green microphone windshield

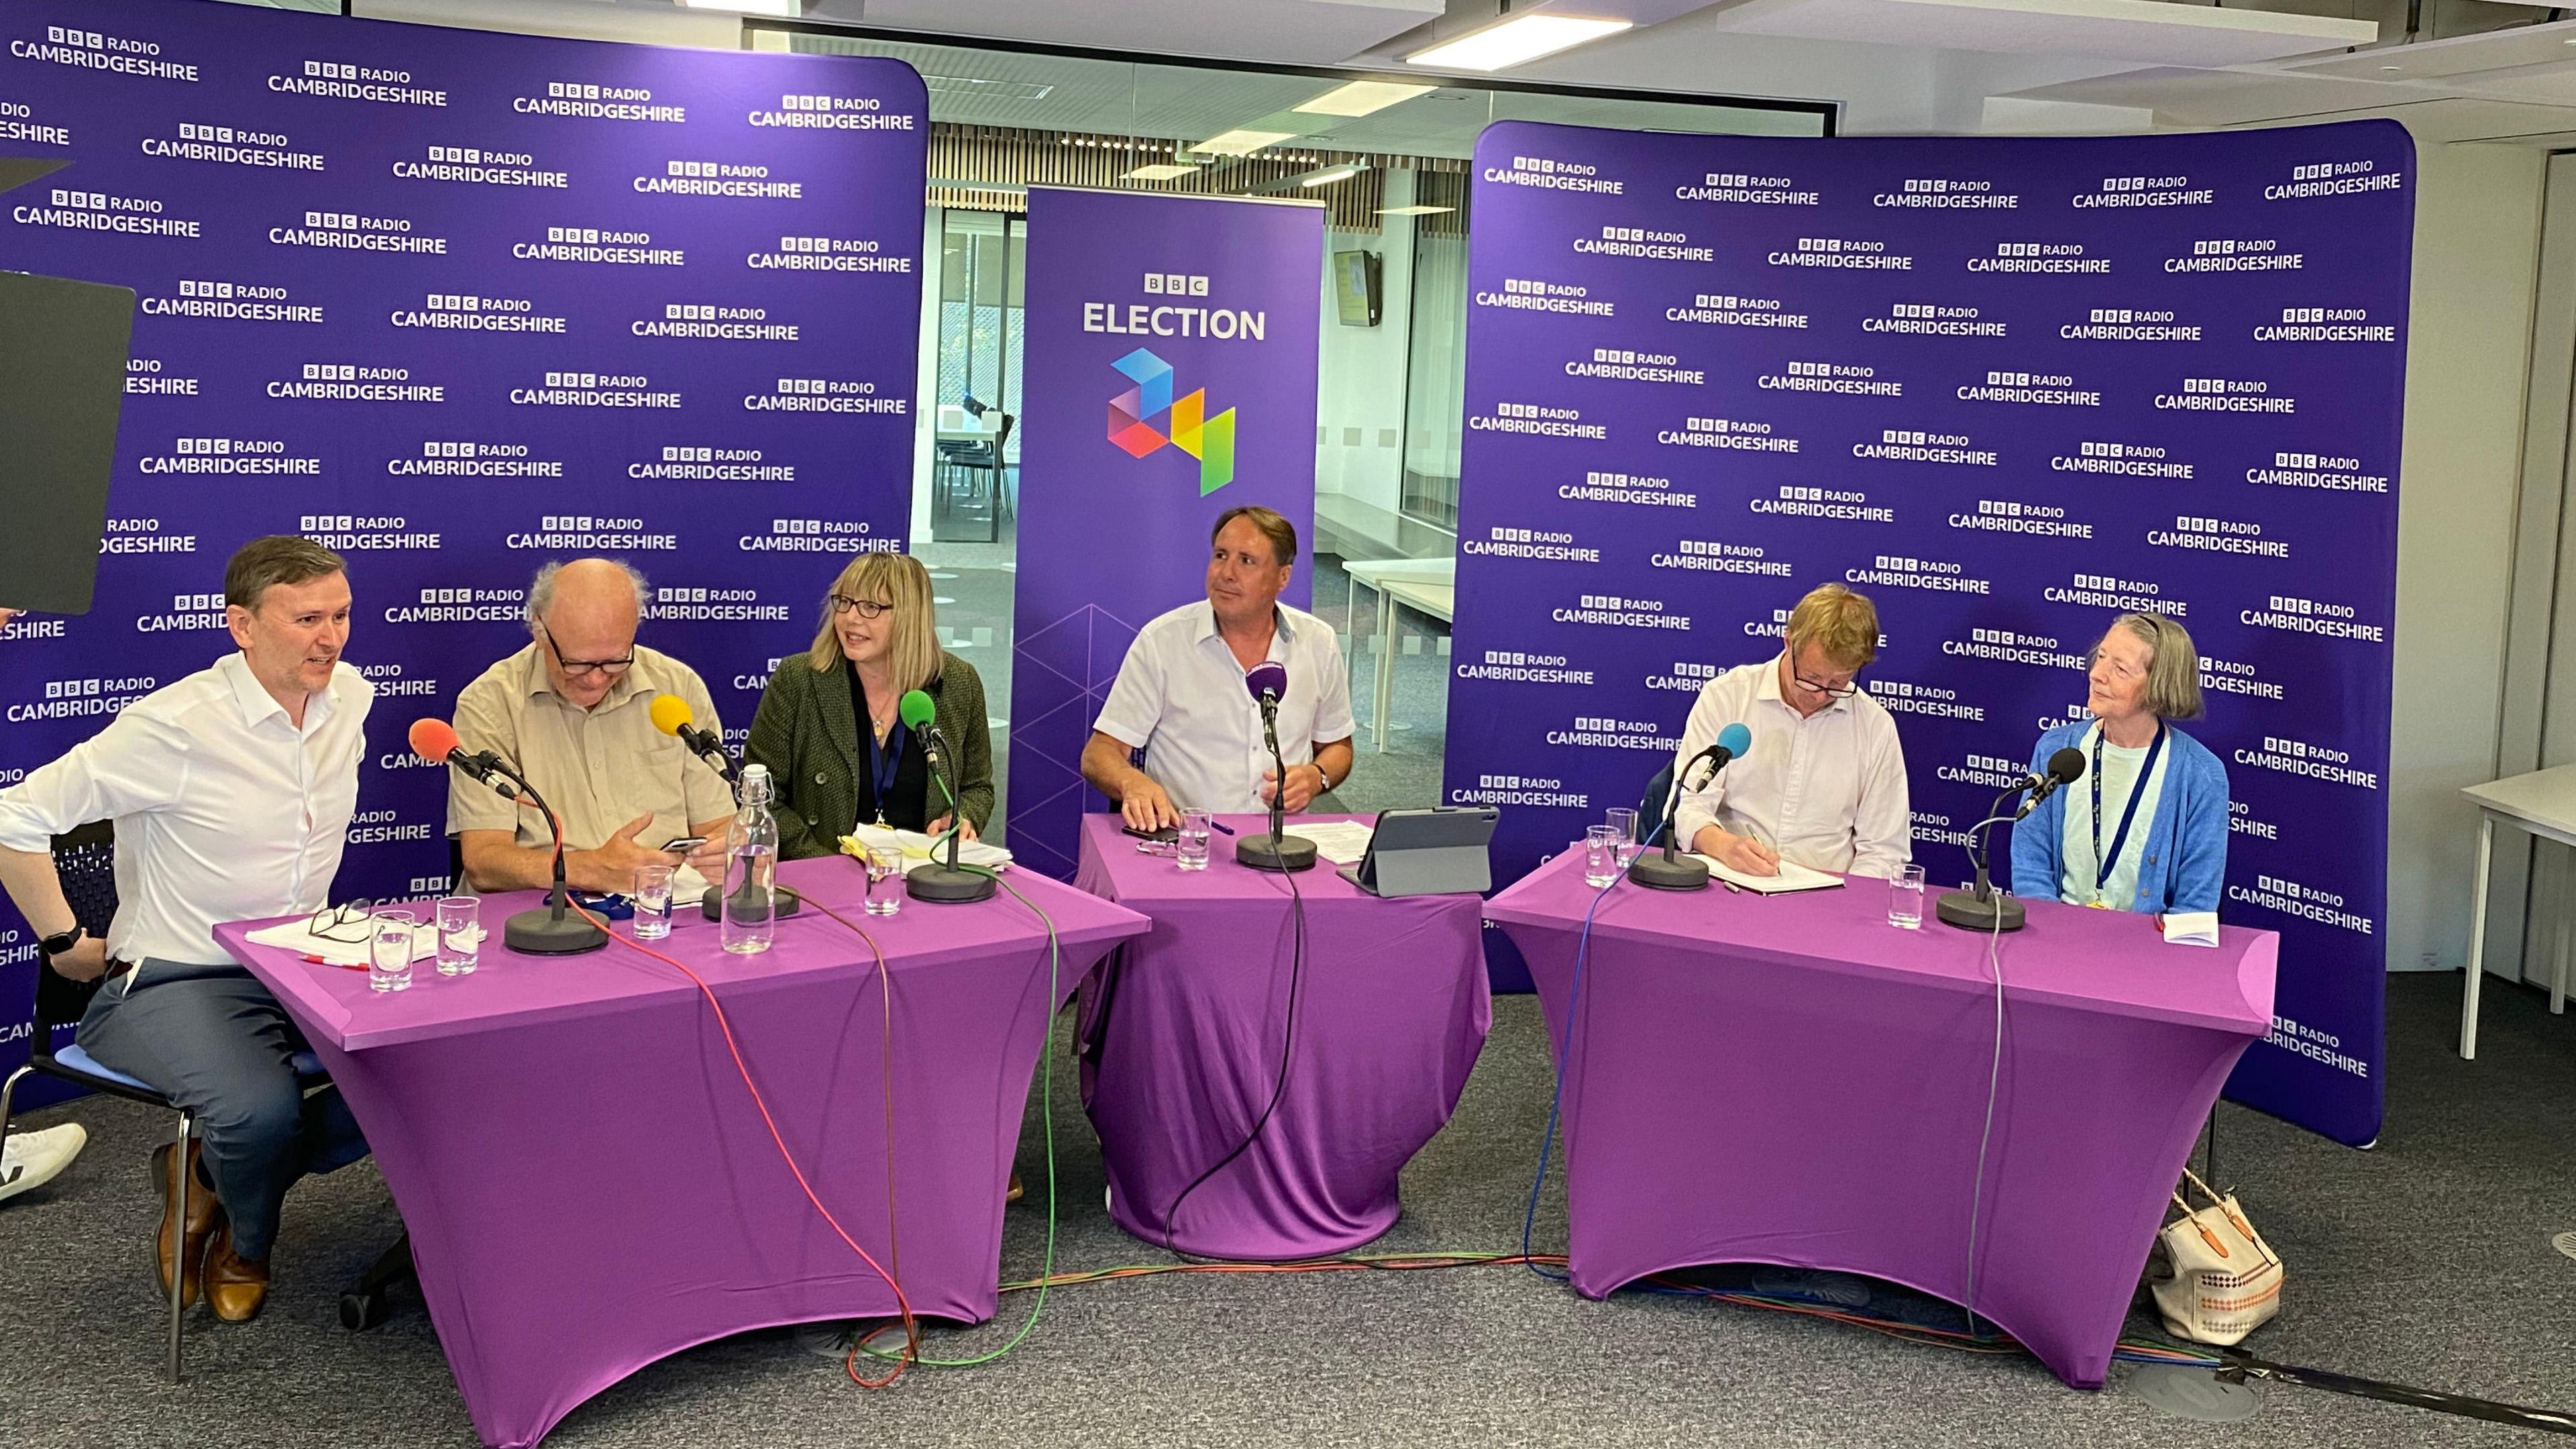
[897,688,937,731]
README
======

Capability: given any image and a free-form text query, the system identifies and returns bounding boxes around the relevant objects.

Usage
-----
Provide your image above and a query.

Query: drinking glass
[1605,807,1642,868]
[1177,808,1212,871]
[369,910,415,994]
[1584,825,1621,888]
[1888,865,1927,930]
[435,896,479,975]
[864,845,904,916]
[631,864,674,941]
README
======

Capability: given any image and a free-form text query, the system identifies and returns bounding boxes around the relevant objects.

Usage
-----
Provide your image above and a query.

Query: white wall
[2377,124,2547,972]
[1313,171,1417,515]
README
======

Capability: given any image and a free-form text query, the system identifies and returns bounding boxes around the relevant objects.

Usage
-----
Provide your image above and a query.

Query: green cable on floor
[859,860,1058,1368]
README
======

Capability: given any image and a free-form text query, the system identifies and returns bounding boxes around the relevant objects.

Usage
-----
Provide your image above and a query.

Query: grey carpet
[1,973,2569,1447]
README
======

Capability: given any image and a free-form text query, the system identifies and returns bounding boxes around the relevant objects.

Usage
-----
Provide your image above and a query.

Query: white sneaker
[0,1123,88,1204]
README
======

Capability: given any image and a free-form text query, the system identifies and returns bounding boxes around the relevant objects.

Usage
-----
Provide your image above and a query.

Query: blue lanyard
[2090,722,2165,894]
[864,718,907,825]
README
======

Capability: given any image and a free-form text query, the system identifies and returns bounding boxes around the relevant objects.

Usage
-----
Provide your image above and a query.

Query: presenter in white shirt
[0,537,374,1324]
[1081,506,1357,829]
[1670,582,1913,879]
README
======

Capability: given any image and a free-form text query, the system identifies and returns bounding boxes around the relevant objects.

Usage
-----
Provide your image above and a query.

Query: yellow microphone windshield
[648,694,693,737]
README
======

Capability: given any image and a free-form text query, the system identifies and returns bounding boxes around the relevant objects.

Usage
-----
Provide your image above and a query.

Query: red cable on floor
[564,867,922,1386]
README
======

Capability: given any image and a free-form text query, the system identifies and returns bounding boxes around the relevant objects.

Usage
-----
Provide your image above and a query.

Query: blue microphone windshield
[1716,722,1752,757]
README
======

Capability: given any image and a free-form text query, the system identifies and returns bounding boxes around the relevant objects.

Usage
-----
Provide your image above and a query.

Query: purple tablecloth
[1485,851,2277,1389]
[1072,814,1490,1259]
[216,855,1147,1449]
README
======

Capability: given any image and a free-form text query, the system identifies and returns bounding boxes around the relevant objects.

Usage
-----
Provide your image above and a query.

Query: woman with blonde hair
[745,553,994,859]
[2010,611,2230,915]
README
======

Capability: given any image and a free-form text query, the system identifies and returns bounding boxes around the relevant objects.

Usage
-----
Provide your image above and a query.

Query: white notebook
[1687,855,1847,894]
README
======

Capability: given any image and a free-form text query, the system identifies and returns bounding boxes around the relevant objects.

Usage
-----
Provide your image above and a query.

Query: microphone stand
[1934,784,2033,932]
[908,723,995,903]
[1629,747,1718,892]
[490,761,608,955]
[1236,694,1316,873]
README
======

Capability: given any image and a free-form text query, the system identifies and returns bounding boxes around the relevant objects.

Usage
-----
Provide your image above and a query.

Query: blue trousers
[76,962,370,1260]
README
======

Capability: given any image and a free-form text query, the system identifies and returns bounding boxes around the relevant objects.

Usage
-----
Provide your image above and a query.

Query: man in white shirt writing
[0,537,375,1323]
[1670,582,1913,879]
[1081,506,1356,829]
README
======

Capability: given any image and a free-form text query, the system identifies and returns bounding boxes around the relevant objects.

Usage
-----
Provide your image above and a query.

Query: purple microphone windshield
[1244,661,1289,702]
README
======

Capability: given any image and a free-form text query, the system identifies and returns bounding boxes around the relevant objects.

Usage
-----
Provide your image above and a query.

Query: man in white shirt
[1081,506,1356,829]
[1670,582,1913,879]
[0,537,374,1323]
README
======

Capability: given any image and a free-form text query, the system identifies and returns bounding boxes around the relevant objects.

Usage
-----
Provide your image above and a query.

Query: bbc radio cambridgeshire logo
[1106,347,1234,495]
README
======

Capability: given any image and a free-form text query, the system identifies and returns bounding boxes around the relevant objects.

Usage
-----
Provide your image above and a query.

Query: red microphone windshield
[409,718,463,763]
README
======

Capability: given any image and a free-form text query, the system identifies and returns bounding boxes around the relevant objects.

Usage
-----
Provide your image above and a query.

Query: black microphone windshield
[2047,746,2087,784]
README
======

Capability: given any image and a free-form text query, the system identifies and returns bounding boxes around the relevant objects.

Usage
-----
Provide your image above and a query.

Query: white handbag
[2150,1166,2282,1346]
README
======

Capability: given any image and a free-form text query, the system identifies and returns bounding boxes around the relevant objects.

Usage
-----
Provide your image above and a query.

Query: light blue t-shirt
[2058,723,2169,910]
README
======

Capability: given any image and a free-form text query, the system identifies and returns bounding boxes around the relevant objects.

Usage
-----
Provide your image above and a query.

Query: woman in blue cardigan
[2010,611,2229,916]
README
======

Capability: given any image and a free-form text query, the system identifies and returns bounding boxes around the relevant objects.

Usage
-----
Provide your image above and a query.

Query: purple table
[216,855,1146,1449]
[1485,851,2277,1389]
[1072,814,1491,1259]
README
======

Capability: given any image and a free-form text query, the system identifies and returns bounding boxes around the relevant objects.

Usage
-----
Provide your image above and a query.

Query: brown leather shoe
[152,1141,222,1309]
[203,1222,270,1324]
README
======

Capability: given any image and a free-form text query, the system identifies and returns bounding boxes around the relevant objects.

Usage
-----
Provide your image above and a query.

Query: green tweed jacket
[745,649,995,860]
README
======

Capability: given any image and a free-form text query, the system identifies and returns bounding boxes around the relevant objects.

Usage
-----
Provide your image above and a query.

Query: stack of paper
[1688,855,1845,894]
[245,913,436,967]
[840,825,1013,875]
[1285,820,1376,866]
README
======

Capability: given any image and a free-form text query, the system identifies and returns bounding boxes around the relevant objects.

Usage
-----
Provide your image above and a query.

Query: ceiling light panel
[1193,127,1298,156]
[1406,15,1633,72]
[1294,80,1440,117]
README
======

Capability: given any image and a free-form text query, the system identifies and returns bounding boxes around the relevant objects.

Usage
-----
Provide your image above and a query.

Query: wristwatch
[36,924,83,961]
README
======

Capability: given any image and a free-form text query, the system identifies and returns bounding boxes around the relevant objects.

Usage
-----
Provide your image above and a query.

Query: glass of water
[1585,825,1622,888]
[1605,806,1642,868]
[864,845,904,916]
[435,896,479,975]
[369,910,415,994]
[1888,865,1927,930]
[631,863,674,941]
[1177,808,1212,871]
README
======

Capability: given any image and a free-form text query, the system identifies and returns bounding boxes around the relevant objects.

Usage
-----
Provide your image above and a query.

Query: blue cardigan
[2008,721,2231,915]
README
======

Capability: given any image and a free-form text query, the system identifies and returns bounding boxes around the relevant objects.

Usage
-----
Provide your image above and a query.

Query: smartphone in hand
[1122,823,1177,845]
[661,835,708,855]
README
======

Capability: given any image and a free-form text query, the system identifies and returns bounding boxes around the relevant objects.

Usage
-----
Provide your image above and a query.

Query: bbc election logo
[1106,347,1235,495]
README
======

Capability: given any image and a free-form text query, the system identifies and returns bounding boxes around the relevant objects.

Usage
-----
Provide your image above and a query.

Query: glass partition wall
[754,23,1833,835]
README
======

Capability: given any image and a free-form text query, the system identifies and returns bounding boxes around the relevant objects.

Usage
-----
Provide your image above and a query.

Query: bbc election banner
[1008,188,1325,879]
[0,0,927,1104]
[1443,120,2408,1146]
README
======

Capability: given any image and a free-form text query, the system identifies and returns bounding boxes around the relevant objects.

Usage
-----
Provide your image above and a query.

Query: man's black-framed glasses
[831,595,895,620]
[540,628,635,679]
[1793,671,1860,700]
[307,900,378,943]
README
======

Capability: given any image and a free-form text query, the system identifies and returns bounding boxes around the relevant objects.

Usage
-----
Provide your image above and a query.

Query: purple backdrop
[1442,120,2410,1146]
[1007,188,1324,879]
[0,0,926,1104]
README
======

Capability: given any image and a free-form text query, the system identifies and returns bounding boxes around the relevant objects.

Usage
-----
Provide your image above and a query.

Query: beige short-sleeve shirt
[446,643,733,852]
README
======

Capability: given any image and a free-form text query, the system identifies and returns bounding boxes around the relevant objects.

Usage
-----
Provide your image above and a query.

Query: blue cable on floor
[1521,822,1654,1283]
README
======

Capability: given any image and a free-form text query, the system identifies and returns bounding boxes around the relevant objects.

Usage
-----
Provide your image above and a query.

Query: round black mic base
[908,863,997,903]
[1935,889,2026,933]
[700,884,804,922]
[504,906,609,955]
[1627,851,1710,891]
[1236,832,1318,873]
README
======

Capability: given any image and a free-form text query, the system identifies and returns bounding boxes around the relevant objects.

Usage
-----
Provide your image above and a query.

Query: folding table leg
[2462,814,2495,1060]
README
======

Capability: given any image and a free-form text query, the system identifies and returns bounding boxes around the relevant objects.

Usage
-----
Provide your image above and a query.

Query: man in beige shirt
[449,558,735,893]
